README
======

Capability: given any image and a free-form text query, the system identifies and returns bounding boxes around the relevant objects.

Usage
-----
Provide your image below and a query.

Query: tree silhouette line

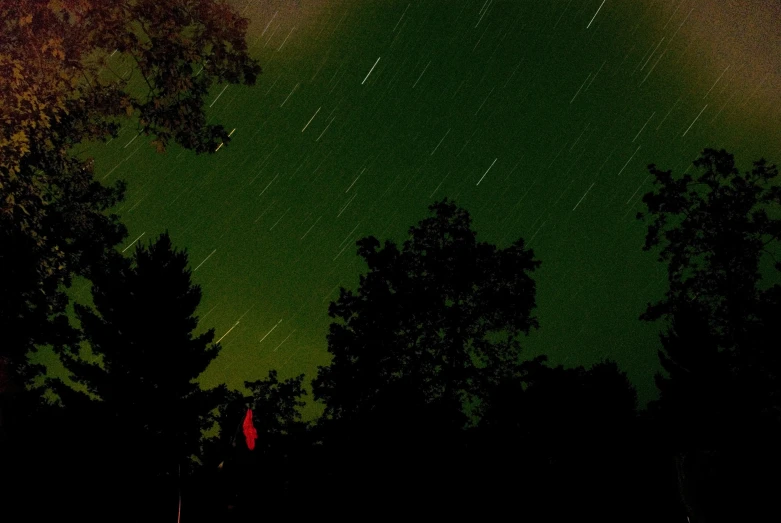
[1,3,780,522]
[4,150,779,521]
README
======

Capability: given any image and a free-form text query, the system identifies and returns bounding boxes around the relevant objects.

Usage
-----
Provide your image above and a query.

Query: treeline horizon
[4,155,780,521]
[1,2,779,522]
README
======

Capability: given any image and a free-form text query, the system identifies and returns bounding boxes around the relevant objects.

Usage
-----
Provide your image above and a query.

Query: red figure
[242,408,257,450]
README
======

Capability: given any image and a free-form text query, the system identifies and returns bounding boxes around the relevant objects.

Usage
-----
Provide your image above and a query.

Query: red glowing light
[242,408,257,450]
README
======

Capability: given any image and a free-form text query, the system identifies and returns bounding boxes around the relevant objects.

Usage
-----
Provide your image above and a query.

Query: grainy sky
[65,0,780,410]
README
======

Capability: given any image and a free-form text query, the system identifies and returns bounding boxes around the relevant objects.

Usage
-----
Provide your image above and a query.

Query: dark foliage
[305,199,684,521]
[309,198,542,515]
[0,0,261,393]
[314,198,541,424]
[638,148,781,521]
[193,370,309,519]
[8,144,776,521]
[472,358,676,521]
[10,233,228,521]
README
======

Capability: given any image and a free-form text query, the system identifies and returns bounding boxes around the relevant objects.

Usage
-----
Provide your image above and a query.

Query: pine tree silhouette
[51,232,227,521]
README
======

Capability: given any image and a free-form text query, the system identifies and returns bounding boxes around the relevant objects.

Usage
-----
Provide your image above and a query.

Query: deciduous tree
[314,198,541,425]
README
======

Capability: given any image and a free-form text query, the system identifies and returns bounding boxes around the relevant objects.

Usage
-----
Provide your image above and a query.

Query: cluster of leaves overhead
[1,0,260,172]
[0,0,260,381]
[313,199,541,425]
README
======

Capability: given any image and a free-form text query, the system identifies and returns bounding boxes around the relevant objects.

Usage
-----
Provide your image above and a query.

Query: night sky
[61,0,780,413]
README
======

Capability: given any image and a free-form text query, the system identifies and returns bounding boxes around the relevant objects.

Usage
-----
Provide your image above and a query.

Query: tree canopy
[0,0,261,385]
[313,198,541,426]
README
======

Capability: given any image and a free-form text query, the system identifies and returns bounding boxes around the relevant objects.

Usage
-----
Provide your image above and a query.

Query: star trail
[72,0,780,411]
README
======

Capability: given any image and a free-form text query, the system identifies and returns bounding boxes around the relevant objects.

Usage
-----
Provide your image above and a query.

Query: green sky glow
[58,0,780,411]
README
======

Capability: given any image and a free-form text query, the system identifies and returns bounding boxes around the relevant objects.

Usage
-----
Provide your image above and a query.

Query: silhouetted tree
[0,0,261,397]
[198,371,307,509]
[46,232,228,521]
[312,198,541,509]
[2,2,261,507]
[315,198,540,421]
[202,371,308,519]
[245,370,307,456]
[637,148,781,522]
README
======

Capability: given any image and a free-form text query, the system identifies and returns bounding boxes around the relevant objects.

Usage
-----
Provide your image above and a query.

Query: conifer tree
[52,232,227,518]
